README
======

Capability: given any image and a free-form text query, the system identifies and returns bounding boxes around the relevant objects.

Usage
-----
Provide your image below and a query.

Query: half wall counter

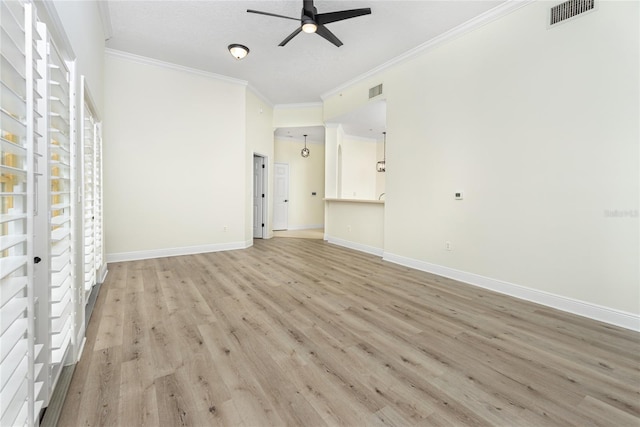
[324,198,384,256]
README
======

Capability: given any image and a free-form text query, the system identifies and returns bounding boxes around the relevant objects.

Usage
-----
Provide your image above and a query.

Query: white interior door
[273,162,289,230]
[253,155,265,238]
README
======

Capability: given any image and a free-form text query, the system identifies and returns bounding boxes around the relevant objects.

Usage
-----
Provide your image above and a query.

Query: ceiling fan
[247,0,371,47]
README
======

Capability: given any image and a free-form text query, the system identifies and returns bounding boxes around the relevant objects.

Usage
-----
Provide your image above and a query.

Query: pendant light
[301,134,310,158]
[377,132,386,172]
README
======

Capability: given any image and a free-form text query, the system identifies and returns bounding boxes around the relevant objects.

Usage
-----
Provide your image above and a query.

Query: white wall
[103,53,248,260]
[273,103,324,128]
[326,201,384,255]
[246,90,274,239]
[323,1,639,326]
[274,137,325,229]
[340,134,379,200]
[324,124,341,198]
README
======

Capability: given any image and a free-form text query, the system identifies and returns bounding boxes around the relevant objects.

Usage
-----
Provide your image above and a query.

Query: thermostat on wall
[455,192,463,200]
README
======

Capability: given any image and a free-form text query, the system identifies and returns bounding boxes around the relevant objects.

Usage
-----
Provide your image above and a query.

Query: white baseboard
[106,241,250,263]
[286,224,324,231]
[383,252,640,332]
[327,236,384,257]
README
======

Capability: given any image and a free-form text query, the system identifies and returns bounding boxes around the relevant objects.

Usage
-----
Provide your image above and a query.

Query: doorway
[273,162,289,230]
[253,154,267,238]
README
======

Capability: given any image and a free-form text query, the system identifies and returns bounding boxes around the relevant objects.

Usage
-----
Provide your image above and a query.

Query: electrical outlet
[445,241,452,251]
[347,225,352,232]
[223,226,227,232]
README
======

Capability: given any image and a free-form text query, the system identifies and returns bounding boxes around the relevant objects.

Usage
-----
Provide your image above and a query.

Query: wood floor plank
[155,373,210,427]
[118,359,159,427]
[93,287,125,350]
[72,346,122,426]
[58,238,640,426]
[198,320,287,426]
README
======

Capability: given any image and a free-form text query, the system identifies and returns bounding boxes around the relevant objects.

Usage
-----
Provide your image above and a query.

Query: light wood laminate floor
[58,238,640,426]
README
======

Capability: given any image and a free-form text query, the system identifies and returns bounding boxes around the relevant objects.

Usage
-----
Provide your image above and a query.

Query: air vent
[550,0,595,26]
[369,84,383,99]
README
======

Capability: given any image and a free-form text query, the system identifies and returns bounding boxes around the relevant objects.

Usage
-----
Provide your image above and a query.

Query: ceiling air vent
[550,0,595,26]
[369,84,383,99]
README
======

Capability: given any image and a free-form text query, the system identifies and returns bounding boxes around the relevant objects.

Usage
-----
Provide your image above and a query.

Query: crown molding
[321,0,534,101]
[105,48,248,87]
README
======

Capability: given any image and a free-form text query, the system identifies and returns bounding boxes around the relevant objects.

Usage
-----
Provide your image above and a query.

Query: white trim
[106,241,250,263]
[105,48,249,86]
[321,0,534,101]
[286,224,324,231]
[327,236,384,257]
[383,252,640,332]
[274,102,323,110]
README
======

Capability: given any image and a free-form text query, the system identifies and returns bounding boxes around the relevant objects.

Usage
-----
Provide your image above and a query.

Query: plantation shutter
[46,38,73,380]
[0,1,42,424]
[93,123,102,269]
[82,102,95,299]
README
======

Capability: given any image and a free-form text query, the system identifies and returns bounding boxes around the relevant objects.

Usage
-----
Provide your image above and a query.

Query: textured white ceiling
[104,0,505,105]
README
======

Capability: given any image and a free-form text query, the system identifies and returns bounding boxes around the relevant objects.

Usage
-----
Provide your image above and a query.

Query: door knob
[34,257,42,264]
[284,199,288,202]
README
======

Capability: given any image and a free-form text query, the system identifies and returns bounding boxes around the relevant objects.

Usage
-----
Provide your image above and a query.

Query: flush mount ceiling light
[377,132,386,172]
[301,134,310,158]
[228,44,249,60]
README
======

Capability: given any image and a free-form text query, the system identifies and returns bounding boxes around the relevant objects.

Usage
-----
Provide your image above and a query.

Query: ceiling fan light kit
[228,44,249,60]
[247,0,371,47]
[302,20,317,33]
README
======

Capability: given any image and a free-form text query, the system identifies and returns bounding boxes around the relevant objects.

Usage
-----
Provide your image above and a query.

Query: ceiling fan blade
[315,24,343,47]
[247,9,299,22]
[316,8,371,25]
[279,27,303,47]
